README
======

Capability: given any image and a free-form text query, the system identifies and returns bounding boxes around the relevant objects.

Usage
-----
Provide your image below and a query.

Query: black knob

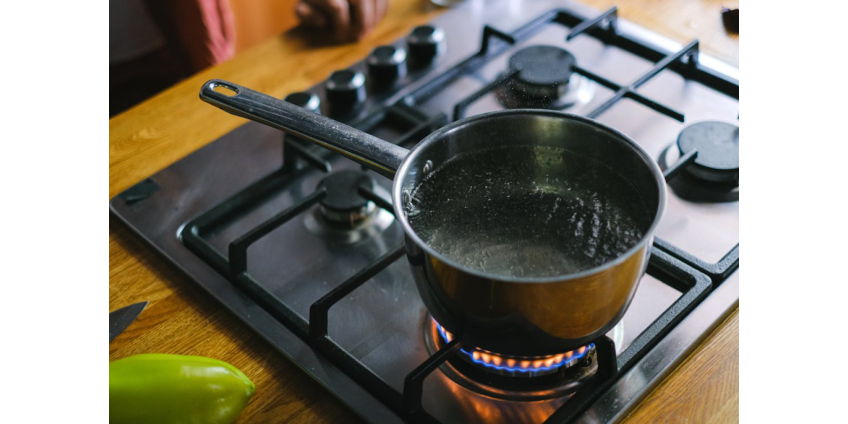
[325,69,366,109]
[283,91,321,114]
[367,45,407,85]
[407,25,445,65]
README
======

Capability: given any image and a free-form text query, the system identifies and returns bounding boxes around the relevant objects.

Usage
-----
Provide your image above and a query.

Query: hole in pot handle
[209,81,239,96]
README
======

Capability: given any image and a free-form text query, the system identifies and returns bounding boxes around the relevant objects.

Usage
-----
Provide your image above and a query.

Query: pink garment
[110,0,237,115]
[140,0,236,72]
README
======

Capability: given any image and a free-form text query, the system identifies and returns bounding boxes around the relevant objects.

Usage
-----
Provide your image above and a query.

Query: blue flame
[435,320,593,373]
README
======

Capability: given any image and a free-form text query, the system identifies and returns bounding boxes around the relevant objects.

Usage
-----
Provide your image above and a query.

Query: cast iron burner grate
[184,195,712,423]
[409,5,741,284]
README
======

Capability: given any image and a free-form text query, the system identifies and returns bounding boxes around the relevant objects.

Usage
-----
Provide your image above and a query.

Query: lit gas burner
[435,321,594,378]
[424,317,623,401]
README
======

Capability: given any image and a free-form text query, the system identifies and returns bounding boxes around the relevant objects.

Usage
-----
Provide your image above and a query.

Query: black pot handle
[200,79,408,179]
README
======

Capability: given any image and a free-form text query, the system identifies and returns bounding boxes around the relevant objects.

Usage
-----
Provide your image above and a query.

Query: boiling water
[406,146,653,278]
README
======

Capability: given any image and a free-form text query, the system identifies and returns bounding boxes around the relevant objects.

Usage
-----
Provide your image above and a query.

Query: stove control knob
[283,91,321,114]
[407,25,445,65]
[367,45,407,85]
[325,69,366,109]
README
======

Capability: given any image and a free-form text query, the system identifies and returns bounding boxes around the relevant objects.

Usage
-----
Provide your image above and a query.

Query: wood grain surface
[109,0,739,422]
[231,0,299,53]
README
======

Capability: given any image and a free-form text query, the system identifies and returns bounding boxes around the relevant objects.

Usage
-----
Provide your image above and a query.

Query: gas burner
[495,45,594,110]
[304,170,394,243]
[424,317,624,401]
[660,121,740,202]
[508,45,575,98]
[317,170,378,226]
[436,321,594,377]
[678,121,739,184]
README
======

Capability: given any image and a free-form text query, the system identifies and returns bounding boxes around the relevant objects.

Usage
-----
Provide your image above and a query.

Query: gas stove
[110,1,739,422]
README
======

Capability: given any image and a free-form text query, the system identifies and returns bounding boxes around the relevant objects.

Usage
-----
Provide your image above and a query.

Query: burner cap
[317,170,376,213]
[305,172,393,242]
[677,121,739,184]
[659,142,739,203]
[508,46,576,99]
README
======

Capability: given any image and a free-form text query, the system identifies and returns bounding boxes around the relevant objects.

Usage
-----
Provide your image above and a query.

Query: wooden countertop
[109,0,739,422]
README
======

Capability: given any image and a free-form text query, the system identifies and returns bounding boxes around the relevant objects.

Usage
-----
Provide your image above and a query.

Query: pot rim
[391,109,667,284]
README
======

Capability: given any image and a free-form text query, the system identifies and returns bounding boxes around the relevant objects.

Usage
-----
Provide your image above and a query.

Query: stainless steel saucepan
[200,79,666,356]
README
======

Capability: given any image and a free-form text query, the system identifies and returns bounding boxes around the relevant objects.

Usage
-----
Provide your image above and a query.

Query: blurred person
[110,0,388,116]
[297,0,389,41]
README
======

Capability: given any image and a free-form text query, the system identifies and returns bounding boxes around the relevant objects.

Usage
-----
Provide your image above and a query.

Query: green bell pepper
[110,354,255,424]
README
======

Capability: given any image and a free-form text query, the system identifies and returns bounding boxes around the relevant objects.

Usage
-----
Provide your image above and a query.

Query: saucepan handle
[200,79,408,179]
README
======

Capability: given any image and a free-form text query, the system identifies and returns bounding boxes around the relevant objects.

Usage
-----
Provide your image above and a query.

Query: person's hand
[296,0,388,42]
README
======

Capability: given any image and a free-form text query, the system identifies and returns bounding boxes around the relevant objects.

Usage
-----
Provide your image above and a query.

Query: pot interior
[396,111,663,280]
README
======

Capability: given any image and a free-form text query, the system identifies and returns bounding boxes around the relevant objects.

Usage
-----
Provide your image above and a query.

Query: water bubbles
[407,146,651,278]
[423,160,433,174]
